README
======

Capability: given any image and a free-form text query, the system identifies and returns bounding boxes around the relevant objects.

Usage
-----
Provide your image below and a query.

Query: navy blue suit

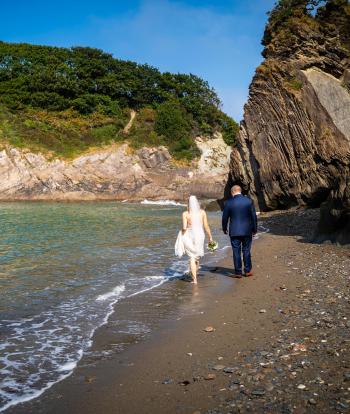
[222,194,257,275]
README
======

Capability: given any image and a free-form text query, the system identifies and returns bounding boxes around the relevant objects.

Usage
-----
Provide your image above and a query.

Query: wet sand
[7,209,350,414]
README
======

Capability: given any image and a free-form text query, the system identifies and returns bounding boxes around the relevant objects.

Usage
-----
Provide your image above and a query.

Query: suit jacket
[222,194,257,237]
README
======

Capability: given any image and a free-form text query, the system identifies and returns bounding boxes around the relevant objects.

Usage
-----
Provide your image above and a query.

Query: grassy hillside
[0,42,239,160]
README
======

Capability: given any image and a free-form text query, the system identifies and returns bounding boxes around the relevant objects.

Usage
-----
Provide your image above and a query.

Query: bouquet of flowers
[207,240,218,252]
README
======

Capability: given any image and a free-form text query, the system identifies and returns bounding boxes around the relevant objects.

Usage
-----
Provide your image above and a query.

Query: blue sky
[0,0,275,121]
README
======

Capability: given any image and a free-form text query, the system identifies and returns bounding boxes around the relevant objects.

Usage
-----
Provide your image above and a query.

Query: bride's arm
[182,212,188,234]
[202,211,213,242]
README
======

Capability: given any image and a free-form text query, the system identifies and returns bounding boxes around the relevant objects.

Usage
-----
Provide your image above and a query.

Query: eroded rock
[0,133,230,201]
[230,4,350,244]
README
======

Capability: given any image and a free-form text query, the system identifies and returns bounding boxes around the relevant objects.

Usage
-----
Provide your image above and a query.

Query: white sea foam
[141,199,185,206]
[96,284,126,302]
[57,360,79,372]
[127,277,166,298]
[0,371,74,413]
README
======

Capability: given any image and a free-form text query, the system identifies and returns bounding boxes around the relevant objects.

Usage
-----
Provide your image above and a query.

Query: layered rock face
[230,1,350,244]
[0,133,230,202]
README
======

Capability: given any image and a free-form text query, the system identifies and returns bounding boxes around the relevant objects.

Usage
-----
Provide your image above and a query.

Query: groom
[222,185,257,278]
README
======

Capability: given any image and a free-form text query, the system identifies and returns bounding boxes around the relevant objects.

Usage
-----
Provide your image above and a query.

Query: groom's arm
[222,203,229,234]
[251,201,257,234]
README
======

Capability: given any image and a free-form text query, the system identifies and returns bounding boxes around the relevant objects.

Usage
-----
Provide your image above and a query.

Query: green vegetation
[286,77,303,90]
[262,1,322,48]
[0,41,239,160]
[154,99,198,160]
[0,105,128,158]
[220,113,240,146]
[127,108,161,149]
[262,0,350,56]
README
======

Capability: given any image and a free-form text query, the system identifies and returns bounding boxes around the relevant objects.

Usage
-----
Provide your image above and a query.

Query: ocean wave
[0,276,166,413]
[0,369,75,413]
[96,283,126,302]
[140,199,186,206]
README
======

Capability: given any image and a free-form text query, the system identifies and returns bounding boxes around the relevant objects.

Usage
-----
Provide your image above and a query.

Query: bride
[175,195,213,284]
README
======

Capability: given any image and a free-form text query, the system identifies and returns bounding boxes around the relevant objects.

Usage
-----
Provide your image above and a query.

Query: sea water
[0,201,230,412]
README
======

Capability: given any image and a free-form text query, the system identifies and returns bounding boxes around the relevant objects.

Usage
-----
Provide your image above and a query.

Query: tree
[155,99,191,144]
[262,0,322,46]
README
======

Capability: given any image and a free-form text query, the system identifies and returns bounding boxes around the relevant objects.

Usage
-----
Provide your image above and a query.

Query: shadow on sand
[201,265,234,277]
[178,265,235,282]
[258,208,320,244]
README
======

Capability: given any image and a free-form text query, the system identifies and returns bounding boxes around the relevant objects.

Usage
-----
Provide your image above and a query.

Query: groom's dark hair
[231,185,242,194]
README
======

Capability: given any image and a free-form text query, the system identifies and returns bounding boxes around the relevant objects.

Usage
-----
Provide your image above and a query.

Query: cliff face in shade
[0,133,230,202]
[230,1,350,244]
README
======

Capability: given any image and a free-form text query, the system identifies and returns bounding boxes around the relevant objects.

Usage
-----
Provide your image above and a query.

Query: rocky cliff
[230,0,350,244]
[0,133,230,202]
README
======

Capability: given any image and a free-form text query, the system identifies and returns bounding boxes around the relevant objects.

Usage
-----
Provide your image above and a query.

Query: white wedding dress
[175,196,205,259]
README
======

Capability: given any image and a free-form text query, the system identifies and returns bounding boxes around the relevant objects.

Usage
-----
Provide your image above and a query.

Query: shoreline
[0,198,216,207]
[5,209,350,414]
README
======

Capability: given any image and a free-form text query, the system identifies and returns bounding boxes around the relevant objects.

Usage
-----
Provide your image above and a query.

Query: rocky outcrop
[230,1,350,244]
[0,133,230,201]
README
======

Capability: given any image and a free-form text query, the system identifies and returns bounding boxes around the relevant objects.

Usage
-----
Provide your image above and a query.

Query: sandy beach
[6,209,350,414]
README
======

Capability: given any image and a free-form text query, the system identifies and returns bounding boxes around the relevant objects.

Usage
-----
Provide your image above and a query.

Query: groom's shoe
[245,271,253,277]
[233,273,243,279]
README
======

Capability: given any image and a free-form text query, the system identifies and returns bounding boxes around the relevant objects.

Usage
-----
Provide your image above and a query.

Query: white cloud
[83,0,269,119]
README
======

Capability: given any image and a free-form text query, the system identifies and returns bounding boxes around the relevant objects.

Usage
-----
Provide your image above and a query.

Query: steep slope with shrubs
[0,42,238,160]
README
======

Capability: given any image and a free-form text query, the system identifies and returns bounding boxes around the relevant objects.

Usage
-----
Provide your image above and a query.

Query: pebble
[251,389,265,396]
[204,374,216,380]
[204,326,215,332]
[337,402,350,409]
[344,373,350,382]
[266,384,274,392]
[84,375,96,383]
[259,309,267,313]
[223,367,235,374]
[212,365,226,371]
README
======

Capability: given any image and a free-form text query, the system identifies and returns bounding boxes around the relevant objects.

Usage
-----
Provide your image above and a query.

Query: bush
[89,124,118,144]
[127,108,164,148]
[287,77,303,90]
[30,92,68,111]
[155,99,191,144]
[169,137,200,160]
[219,113,239,146]
[154,99,202,159]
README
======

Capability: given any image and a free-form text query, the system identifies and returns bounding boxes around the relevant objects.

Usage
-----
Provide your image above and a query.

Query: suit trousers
[230,235,253,274]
